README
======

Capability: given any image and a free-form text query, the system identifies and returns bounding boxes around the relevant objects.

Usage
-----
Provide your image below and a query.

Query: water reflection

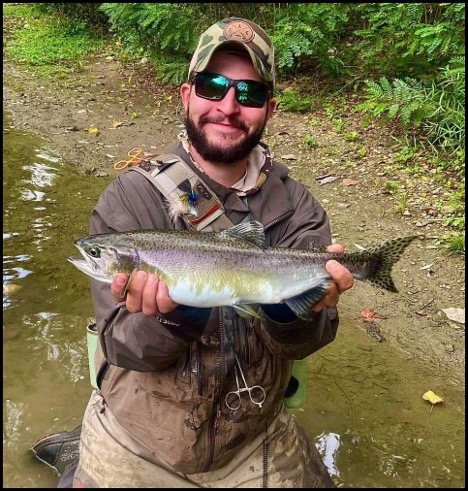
[22,162,58,189]
[316,432,341,478]
[3,399,25,444]
[3,113,109,487]
[3,232,20,239]
[3,140,61,309]
[19,188,46,202]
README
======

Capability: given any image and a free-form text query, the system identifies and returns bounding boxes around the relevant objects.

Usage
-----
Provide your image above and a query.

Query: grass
[384,181,401,195]
[4,4,107,79]
[442,233,465,255]
[392,192,410,215]
[3,3,39,20]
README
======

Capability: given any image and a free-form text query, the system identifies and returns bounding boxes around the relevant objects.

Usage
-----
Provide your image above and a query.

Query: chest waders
[85,153,308,408]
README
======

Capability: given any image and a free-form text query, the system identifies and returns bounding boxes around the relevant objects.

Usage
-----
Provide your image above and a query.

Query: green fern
[359,76,430,124]
[406,3,422,23]
[359,55,464,159]
[276,88,312,113]
[157,60,187,86]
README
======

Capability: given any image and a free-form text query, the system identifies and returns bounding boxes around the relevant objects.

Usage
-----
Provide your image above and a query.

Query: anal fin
[284,280,330,320]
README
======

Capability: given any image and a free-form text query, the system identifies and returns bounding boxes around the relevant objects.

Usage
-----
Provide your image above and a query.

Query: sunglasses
[193,72,271,108]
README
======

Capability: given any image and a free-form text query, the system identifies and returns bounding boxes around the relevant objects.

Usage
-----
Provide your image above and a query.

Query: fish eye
[87,247,100,258]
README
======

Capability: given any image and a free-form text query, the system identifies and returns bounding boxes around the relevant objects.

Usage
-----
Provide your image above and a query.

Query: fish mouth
[67,256,111,283]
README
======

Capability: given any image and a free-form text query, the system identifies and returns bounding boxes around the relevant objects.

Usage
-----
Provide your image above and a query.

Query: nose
[216,87,240,115]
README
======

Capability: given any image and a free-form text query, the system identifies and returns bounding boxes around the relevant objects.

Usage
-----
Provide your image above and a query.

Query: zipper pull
[214,403,221,436]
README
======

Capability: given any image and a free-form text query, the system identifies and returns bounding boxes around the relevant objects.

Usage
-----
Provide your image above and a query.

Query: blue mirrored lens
[194,73,268,108]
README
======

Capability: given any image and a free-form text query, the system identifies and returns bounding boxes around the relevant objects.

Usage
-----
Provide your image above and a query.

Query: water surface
[3,115,110,487]
[295,322,464,487]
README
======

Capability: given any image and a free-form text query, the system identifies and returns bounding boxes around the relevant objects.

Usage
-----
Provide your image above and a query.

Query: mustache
[199,115,249,132]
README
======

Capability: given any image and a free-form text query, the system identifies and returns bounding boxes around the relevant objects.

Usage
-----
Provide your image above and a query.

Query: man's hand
[111,271,178,316]
[311,244,354,312]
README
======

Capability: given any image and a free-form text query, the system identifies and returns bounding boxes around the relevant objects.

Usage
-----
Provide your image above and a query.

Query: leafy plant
[277,88,311,113]
[270,3,350,78]
[36,3,108,28]
[303,134,319,148]
[384,181,401,196]
[333,119,346,133]
[357,146,368,157]
[352,3,465,79]
[308,118,321,127]
[157,60,190,86]
[343,130,359,142]
[3,3,42,21]
[392,192,410,215]
[358,56,465,167]
[393,146,420,165]
[357,77,430,124]
[98,3,202,65]
[421,57,465,155]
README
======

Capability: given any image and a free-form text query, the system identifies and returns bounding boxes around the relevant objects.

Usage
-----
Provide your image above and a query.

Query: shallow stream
[3,115,464,488]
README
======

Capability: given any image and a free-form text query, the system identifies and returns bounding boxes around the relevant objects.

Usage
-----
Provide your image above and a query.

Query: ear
[180,83,192,112]
[266,97,277,121]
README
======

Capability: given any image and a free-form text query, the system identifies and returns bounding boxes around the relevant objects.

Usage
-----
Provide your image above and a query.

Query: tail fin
[357,236,418,292]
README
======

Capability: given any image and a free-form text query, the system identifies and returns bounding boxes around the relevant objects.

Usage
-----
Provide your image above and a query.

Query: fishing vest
[129,153,234,232]
[127,152,308,409]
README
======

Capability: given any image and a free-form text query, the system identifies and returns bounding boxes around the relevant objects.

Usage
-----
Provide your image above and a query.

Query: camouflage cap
[188,17,276,90]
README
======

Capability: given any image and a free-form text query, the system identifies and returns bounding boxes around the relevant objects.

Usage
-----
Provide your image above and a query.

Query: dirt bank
[3,53,465,382]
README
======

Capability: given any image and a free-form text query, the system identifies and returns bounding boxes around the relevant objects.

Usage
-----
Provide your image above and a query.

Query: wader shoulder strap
[128,153,235,232]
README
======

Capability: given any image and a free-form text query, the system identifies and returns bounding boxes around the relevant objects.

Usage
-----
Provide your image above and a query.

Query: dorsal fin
[217,220,265,248]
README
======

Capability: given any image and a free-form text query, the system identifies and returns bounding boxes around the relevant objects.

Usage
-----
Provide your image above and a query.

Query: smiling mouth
[201,116,248,132]
[215,123,242,130]
[207,122,246,137]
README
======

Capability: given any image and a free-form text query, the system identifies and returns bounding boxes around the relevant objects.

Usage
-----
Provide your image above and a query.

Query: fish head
[68,234,137,283]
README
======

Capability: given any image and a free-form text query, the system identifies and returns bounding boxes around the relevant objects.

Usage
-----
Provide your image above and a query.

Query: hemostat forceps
[225,354,266,410]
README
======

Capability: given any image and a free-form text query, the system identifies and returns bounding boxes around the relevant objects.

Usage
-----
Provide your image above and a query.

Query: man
[34,17,353,487]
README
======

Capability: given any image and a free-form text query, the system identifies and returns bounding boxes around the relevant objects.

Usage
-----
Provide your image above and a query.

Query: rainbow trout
[68,221,417,320]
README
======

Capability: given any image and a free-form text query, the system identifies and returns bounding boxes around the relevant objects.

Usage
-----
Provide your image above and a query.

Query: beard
[184,111,267,165]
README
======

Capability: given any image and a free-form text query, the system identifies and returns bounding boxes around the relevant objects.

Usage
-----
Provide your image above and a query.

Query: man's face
[180,51,276,164]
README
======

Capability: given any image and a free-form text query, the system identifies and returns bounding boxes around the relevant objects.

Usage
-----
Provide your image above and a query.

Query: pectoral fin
[119,269,138,299]
[284,280,330,320]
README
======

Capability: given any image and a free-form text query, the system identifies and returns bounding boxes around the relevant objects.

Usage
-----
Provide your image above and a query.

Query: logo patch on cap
[224,20,254,43]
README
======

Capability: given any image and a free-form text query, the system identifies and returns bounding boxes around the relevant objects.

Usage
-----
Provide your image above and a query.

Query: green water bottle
[86,322,99,389]
[283,357,309,409]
